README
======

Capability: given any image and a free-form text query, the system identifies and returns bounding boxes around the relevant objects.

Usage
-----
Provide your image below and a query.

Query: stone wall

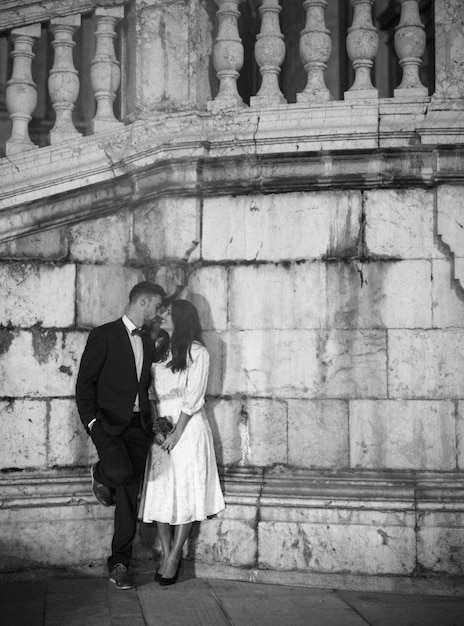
[2,179,464,591]
[1,0,464,592]
[190,187,464,472]
[183,184,464,592]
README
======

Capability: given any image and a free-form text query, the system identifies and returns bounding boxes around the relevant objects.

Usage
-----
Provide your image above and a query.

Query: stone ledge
[3,467,463,511]
[193,562,464,598]
[0,0,126,31]
[2,468,464,582]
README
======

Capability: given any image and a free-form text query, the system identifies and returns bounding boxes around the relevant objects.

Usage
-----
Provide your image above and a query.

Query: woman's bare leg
[162,522,192,579]
[156,522,172,575]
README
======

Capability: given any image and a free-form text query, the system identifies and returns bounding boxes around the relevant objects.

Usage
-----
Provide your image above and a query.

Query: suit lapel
[115,318,138,381]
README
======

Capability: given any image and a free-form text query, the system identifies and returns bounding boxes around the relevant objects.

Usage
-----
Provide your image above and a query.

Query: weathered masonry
[1,0,464,595]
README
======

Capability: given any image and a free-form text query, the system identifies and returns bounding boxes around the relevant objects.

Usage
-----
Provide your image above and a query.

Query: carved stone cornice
[2,467,464,513]
[2,145,464,245]
[1,106,464,243]
[0,0,126,32]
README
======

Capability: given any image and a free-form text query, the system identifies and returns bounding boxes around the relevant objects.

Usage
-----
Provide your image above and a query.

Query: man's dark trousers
[90,413,151,570]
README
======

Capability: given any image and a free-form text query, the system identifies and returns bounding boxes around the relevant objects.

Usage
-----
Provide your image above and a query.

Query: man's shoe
[109,563,134,590]
[91,464,113,507]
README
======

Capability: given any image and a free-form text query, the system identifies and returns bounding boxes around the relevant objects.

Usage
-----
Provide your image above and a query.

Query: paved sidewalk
[2,570,464,626]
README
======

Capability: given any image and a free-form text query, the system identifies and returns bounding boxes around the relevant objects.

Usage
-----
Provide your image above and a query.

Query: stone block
[206,398,242,466]
[70,212,129,264]
[431,259,464,328]
[0,504,112,570]
[0,263,75,327]
[189,515,257,568]
[202,331,225,396]
[288,400,349,468]
[76,264,144,327]
[229,263,326,330]
[202,191,362,261]
[437,186,464,256]
[48,400,97,467]
[0,227,68,260]
[350,400,456,470]
[207,397,287,468]
[258,516,415,575]
[327,260,432,329]
[417,513,464,575]
[133,197,200,262]
[244,399,287,467]
[457,401,464,470]
[389,330,464,398]
[127,1,192,110]
[454,257,464,292]
[365,188,440,259]
[222,330,387,398]
[0,330,87,397]
[187,266,228,331]
[434,1,464,100]
[0,400,47,470]
[149,265,185,302]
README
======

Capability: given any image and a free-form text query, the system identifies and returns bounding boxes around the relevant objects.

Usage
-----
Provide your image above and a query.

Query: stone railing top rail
[0,102,448,204]
[0,0,126,31]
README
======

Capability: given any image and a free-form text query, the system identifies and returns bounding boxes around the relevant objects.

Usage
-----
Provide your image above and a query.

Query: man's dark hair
[129,281,166,303]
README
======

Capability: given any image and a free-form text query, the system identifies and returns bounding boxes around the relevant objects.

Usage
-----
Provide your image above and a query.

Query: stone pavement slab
[107,581,146,626]
[2,575,464,626]
[208,579,369,626]
[137,575,230,625]
[45,579,111,626]
[338,589,464,626]
[0,581,46,626]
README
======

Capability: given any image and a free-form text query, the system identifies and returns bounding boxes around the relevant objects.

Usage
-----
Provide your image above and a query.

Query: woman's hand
[161,427,183,453]
[154,433,165,445]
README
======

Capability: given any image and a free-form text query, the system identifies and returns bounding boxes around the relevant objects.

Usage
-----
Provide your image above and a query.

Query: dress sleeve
[180,345,210,415]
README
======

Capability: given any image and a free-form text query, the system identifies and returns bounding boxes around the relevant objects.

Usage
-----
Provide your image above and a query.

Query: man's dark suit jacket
[76,318,155,436]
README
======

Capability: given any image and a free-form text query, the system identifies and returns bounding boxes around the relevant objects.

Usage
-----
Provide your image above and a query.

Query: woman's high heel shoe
[154,570,162,582]
[159,560,181,586]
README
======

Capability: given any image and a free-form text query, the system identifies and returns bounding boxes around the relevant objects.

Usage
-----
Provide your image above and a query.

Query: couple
[75,281,225,589]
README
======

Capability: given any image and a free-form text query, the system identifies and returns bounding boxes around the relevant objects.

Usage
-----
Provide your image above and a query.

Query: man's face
[143,294,164,324]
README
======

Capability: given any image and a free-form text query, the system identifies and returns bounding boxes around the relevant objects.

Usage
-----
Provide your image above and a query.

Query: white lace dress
[140,341,225,525]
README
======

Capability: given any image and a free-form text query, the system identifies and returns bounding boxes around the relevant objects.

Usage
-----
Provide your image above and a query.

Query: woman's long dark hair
[163,299,204,372]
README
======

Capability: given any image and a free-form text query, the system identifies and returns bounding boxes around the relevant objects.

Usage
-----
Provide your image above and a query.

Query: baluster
[345,0,378,100]
[297,0,332,103]
[394,0,428,97]
[91,6,124,132]
[0,38,8,112]
[208,0,245,111]
[250,0,286,107]
[5,24,41,156]
[48,15,82,145]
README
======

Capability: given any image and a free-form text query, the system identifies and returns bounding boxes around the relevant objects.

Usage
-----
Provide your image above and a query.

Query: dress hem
[140,507,225,526]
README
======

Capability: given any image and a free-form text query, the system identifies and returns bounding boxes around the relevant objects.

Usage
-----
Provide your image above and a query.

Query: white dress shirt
[122,314,143,412]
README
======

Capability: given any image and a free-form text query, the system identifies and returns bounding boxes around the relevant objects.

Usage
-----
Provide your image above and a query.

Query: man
[76,281,165,589]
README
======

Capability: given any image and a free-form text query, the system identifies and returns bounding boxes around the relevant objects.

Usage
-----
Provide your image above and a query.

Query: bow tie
[131,327,145,337]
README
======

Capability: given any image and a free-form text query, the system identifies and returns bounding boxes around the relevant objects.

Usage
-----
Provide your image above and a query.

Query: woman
[139,299,225,586]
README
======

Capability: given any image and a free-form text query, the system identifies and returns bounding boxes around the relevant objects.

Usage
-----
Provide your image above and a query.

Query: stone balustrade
[0,0,432,155]
[2,5,124,156]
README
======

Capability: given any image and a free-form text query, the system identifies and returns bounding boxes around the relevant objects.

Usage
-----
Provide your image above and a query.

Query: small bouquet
[152,415,173,445]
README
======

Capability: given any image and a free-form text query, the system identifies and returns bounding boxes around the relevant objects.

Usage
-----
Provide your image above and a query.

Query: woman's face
[160,305,174,334]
